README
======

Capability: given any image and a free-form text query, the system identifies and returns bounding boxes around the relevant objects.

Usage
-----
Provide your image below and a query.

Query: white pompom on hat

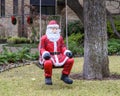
[47,20,59,29]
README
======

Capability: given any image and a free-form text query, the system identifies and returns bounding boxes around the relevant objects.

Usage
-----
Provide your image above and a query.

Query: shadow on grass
[39,81,75,90]
[70,73,120,80]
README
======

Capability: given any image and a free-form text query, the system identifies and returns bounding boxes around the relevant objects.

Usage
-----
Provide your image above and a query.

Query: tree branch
[67,0,83,23]
[67,0,120,38]
[106,10,120,38]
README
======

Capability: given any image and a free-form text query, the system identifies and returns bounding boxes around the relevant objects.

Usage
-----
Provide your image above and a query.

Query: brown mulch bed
[70,73,120,80]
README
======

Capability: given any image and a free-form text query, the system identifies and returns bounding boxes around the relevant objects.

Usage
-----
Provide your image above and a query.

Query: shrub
[7,37,30,44]
[65,33,84,56]
[68,33,84,45]
[68,41,84,56]
[65,20,84,36]
[108,38,120,55]
[0,46,39,65]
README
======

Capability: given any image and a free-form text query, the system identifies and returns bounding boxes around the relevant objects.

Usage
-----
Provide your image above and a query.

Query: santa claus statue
[38,20,74,85]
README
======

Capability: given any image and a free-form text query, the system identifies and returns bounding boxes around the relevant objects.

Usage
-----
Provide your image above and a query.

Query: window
[41,6,55,15]
[0,0,5,16]
[13,0,18,15]
[30,0,55,15]
[41,0,55,15]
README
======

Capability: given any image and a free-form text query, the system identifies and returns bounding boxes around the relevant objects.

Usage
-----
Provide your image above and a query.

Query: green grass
[0,56,120,96]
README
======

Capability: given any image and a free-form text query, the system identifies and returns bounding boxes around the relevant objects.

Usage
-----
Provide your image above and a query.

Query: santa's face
[49,27,59,34]
[47,27,61,35]
[46,27,61,42]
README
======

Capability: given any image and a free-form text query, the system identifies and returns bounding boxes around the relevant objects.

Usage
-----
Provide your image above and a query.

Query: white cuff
[42,51,50,58]
[47,24,59,29]
[64,50,71,55]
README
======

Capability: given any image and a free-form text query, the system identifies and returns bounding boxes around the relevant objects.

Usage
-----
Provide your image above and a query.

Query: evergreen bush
[66,33,84,56]
[65,20,84,36]
[108,38,120,55]
[0,46,39,65]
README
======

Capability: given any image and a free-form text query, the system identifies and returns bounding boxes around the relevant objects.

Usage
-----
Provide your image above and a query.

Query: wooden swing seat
[36,62,63,70]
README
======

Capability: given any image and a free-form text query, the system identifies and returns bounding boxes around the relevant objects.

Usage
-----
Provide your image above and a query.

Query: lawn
[0,56,120,96]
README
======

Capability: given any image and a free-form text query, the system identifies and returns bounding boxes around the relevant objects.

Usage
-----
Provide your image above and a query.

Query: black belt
[50,52,60,55]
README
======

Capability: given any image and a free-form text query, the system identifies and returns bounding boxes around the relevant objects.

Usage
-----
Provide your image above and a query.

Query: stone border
[0,60,38,73]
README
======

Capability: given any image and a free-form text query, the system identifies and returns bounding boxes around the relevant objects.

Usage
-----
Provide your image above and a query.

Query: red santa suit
[38,20,74,78]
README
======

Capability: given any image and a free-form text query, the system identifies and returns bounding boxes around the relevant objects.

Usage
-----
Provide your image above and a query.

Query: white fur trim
[54,42,57,52]
[47,24,59,29]
[55,55,59,64]
[42,51,50,59]
[39,59,44,65]
[64,50,71,55]
[51,56,69,67]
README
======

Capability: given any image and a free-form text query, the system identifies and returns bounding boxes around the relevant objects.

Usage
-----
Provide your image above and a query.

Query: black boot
[45,77,52,85]
[61,74,73,84]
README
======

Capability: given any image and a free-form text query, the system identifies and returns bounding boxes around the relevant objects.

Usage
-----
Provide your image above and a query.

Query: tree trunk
[83,0,110,79]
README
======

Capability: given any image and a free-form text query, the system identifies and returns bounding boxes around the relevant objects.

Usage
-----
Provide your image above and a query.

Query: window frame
[13,0,18,15]
[0,0,5,17]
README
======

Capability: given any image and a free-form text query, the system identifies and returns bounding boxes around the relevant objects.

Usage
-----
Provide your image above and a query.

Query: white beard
[46,28,61,42]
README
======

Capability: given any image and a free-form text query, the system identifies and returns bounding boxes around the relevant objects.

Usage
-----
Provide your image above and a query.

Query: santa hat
[47,20,59,29]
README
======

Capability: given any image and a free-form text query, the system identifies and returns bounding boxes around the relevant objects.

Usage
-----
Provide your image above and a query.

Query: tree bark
[83,0,110,79]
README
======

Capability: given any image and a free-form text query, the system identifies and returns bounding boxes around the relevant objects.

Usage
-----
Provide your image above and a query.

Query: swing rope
[65,0,68,49]
[39,0,42,56]
[38,0,68,69]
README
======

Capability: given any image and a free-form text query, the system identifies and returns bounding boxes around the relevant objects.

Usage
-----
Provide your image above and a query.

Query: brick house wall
[0,0,119,38]
[0,0,30,38]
